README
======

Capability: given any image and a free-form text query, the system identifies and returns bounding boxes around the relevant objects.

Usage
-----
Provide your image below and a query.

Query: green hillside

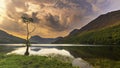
[55,23,120,45]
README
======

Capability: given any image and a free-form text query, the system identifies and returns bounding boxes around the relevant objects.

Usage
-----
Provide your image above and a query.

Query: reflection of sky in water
[7,47,74,58]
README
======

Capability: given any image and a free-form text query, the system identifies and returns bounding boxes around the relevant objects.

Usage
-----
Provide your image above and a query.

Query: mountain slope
[70,10,120,36]
[30,36,61,44]
[54,10,120,44]
[0,30,25,44]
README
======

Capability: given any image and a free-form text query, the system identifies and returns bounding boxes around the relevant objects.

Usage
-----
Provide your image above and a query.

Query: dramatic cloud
[0,0,120,38]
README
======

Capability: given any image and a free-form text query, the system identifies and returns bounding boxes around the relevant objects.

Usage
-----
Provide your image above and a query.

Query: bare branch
[29,24,36,34]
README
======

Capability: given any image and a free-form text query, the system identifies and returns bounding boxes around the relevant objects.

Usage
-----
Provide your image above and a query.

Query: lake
[0,44,119,59]
[1,44,91,57]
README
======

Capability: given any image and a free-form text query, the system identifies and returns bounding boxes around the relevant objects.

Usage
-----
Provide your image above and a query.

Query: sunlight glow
[0,0,6,24]
[0,0,6,9]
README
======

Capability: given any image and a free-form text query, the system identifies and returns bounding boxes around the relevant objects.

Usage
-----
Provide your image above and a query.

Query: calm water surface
[0,44,118,58]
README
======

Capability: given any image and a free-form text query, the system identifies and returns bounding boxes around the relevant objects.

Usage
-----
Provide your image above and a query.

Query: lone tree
[21,14,35,56]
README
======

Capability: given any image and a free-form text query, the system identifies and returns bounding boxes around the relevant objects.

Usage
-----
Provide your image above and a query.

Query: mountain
[54,10,120,45]
[70,10,120,35]
[68,29,79,36]
[30,36,61,44]
[0,30,26,44]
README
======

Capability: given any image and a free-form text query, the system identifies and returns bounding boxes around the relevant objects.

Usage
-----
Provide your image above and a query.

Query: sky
[0,0,120,38]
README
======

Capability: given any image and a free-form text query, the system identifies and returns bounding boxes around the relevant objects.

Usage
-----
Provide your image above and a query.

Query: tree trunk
[24,22,30,56]
[24,43,29,56]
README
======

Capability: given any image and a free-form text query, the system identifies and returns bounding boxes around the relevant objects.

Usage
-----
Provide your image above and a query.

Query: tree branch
[29,24,36,34]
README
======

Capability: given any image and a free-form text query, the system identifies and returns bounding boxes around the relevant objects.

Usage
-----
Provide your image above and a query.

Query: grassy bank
[85,58,120,68]
[0,54,76,68]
